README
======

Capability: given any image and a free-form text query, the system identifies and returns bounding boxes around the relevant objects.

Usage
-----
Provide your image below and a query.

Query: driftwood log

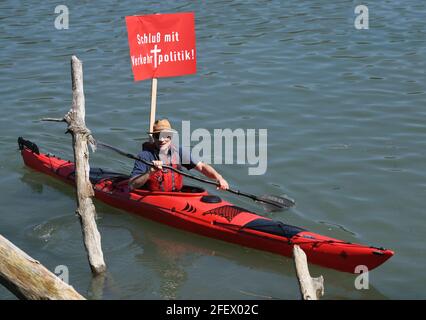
[43,56,106,274]
[293,245,324,300]
[0,234,85,300]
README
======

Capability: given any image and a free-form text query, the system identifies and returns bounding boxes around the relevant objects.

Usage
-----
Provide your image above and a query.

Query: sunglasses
[152,132,172,140]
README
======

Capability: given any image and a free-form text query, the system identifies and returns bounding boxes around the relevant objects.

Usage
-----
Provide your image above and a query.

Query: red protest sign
[125,12,196,81]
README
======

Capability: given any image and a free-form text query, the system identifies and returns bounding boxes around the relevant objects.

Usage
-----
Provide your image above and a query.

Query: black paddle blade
[257,194,296,212]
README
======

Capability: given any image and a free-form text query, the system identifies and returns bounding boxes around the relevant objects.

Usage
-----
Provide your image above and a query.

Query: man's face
[153,131,172,150]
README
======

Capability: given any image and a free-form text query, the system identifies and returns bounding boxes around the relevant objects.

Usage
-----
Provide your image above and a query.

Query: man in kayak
[129,119,229,192]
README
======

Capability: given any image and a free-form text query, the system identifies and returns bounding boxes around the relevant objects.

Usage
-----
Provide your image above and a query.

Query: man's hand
[216,176,229,190]
[195,162,229,191]
[150,160,163,172]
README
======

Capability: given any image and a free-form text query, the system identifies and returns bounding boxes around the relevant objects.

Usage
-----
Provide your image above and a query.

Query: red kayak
[18,137,393,273]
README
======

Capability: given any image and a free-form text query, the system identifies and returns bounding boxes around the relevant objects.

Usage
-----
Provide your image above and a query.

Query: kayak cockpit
[89,168,129,184]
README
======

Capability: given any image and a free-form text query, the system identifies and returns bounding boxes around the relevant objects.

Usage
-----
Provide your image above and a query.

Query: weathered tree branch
[0,234,85,300]
[1,56,105,300]
[63,55,106,275]
[39,57,105,275]
[293,245,324,300]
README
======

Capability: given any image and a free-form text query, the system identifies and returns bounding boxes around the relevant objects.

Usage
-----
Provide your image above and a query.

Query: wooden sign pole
[149,78,158,137]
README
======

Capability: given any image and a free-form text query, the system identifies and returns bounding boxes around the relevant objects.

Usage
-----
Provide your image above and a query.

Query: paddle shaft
[97,142,281,207]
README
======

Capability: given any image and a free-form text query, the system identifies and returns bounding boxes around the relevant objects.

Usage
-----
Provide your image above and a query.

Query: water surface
[1,0,425,299]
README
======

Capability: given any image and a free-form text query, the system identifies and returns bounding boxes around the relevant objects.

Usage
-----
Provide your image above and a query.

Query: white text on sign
[137,32,180,45]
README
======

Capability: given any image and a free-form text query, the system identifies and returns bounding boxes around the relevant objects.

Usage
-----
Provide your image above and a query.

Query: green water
[1,1,425,299]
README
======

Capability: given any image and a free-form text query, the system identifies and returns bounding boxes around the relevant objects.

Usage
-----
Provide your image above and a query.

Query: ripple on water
[318,221,358,237]
[25,215,135,256]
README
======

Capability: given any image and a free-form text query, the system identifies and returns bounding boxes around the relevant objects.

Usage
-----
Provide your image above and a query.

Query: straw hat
[147,119,177,134]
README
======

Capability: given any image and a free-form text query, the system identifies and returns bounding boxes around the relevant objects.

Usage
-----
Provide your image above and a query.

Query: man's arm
[195,162,229,190]
[129,160,163,190]
[128,172,151,190]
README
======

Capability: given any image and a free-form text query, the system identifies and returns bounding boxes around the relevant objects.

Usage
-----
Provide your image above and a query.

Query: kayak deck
[18,137,394,273]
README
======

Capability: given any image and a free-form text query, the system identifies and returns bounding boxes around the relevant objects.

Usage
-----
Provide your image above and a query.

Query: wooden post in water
[66,55,106,275]
[43,55,106,275]
[293,245,324,300]
[0,234,85,300]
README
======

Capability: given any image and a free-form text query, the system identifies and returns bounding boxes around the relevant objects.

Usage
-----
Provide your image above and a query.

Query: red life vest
[143,142,183,192]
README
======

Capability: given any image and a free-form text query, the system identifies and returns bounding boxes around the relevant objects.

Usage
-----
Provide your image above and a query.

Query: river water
[1,0,425,299]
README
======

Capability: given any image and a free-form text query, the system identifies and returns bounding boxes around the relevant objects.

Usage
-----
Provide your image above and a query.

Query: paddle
[97,141,295,210]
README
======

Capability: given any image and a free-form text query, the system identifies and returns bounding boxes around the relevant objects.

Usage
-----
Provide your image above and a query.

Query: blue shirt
[131,145,199,178]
